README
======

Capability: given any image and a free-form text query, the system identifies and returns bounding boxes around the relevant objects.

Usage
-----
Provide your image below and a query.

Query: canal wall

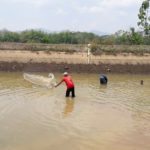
[0,50,150,74]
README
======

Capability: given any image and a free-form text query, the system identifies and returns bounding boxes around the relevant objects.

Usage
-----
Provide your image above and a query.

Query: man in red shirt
[55,72,75,97]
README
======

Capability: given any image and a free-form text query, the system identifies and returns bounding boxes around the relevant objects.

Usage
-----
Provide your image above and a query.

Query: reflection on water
[63,98,75,117]
[0,72,150,150]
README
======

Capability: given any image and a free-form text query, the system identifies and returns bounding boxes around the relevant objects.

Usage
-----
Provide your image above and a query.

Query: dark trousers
[66,87,75,97]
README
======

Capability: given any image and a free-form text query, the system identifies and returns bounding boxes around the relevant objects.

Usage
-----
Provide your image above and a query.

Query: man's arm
[55,80,63,87]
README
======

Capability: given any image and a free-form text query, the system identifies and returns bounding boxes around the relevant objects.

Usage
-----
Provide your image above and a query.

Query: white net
[23,73,56,88]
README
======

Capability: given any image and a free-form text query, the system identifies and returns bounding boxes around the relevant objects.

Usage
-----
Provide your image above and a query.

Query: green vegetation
[0,29,101,44]
[114,28,144,45]
[90,44,150,55]
[138,0,150,35]
[0,29,150,46]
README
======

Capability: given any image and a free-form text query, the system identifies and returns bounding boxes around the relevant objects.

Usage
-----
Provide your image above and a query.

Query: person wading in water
[55,72,75,97]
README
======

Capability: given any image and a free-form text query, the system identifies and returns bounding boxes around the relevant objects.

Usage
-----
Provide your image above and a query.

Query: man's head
[63,72,68,76]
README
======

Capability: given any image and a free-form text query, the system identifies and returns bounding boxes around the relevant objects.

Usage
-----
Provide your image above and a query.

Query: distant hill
[90,30,110,36]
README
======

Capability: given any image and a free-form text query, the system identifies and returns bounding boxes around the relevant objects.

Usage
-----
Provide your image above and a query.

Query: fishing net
[23,73,56,88]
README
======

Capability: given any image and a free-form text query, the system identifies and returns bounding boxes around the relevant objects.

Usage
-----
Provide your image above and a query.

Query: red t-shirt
[62,76,74,89]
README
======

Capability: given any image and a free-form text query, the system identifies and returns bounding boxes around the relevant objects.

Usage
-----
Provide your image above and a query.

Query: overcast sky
[0,0,143,34]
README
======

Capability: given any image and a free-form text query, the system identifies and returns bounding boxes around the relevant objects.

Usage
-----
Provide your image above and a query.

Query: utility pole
[87,44,91,64]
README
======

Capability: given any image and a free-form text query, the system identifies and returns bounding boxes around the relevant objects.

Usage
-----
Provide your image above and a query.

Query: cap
[63,72,68,75]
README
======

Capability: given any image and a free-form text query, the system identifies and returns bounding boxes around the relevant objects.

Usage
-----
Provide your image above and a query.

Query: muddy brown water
[0,72,150,150]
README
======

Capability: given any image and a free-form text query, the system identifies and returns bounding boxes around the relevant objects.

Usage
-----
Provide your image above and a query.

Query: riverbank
[0,50,150,74]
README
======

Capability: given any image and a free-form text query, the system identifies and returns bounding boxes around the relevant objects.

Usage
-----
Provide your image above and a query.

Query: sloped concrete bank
[0,50,150,74]
[0,62,150,74]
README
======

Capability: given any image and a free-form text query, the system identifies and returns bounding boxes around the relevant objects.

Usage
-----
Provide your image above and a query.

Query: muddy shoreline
[0,61,150,74]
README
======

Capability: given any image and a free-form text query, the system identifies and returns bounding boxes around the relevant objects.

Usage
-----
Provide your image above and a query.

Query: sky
[0,0,144,34]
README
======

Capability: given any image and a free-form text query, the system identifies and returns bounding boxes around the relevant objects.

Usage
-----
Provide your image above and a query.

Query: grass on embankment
[0,42,150,55]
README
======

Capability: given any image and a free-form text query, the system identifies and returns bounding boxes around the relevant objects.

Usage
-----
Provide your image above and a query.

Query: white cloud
[80,6,104,13]
[56,9,67,15]
[100,0,142,8]
[73,0,143,15]
[10,0,50,8]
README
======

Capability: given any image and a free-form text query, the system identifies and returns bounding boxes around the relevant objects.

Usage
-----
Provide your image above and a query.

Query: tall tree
[138,0,150,35]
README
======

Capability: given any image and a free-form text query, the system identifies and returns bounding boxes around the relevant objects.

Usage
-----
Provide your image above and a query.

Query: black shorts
[66,87,75,97]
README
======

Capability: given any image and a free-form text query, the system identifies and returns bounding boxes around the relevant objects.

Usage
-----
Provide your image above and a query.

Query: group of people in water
[54,70,108,98]
[55,70,144,98]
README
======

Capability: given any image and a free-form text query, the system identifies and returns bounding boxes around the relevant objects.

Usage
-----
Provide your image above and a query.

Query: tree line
[0,29,150,45]
[0,30,101,44]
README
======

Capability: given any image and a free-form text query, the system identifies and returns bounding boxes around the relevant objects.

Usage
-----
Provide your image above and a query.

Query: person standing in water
[55,72,75,97]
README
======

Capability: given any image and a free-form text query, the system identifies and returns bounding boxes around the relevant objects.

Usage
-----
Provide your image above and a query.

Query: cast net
[23,73,56,88]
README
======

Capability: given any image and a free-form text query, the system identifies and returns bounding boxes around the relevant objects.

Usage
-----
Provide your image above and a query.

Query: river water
[0,72,150,150]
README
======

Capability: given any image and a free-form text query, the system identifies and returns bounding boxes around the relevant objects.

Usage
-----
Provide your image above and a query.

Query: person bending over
[55,72,75,97]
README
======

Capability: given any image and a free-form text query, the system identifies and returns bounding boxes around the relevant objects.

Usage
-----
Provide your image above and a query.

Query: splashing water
[23,73,57,88]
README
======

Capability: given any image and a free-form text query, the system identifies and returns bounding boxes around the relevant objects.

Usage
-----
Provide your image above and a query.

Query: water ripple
[0,73,150,150]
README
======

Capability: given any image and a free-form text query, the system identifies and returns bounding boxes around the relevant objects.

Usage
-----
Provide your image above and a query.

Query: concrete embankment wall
[0,50,150,74]
[0,62,150,74]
